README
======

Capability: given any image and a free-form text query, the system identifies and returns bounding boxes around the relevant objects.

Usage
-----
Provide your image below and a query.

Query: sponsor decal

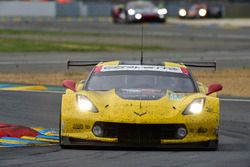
[98,65,183,73]
[167,90,186,100]
[180,67,189,75]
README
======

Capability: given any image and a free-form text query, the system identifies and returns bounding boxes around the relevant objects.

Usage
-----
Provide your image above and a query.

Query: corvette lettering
[134,112,147,117]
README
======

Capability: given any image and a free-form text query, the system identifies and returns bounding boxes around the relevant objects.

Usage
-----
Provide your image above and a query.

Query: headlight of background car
[183,98,205,115]
[128,8,135,15]
[178,8,187,17]
[135,13,142,20]
[76,95,98,113]
[198,8,207,17]
[157,8,168,15]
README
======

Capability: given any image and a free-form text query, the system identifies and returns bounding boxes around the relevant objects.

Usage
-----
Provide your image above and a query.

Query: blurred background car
[111,1,167,23]
[178,3,223,19]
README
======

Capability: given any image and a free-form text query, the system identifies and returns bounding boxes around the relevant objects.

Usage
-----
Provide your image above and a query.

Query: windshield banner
[100,65,183,73]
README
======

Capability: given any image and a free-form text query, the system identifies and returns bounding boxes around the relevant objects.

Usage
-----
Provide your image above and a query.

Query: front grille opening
[118,124,161,145]
[93,122,186,145]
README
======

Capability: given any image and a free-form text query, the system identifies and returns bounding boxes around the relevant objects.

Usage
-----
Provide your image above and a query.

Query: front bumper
[127,14,165,23]
[61,94,219,148]
[61,121,218,147]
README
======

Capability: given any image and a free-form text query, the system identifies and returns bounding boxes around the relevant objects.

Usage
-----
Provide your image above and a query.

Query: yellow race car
[60,60,222,150]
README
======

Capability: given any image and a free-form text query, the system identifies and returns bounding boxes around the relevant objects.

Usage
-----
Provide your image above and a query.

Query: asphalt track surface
[0,90,250,167]
[1,20,250,72]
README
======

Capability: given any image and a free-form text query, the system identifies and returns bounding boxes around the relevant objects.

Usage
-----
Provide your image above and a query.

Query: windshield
[127,1,155,10]
[86,71,196,93]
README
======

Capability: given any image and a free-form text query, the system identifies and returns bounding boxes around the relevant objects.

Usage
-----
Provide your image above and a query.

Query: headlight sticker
[76,95,98,113]
[167,90,185,100]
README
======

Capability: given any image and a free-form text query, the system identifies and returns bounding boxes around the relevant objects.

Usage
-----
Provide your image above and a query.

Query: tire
[215,11,222,18]
[206,140,218,151]
[60,143,70,149]
[112,17,118,24]
[159,18,166,23]
[59,111,63,148]
[60,136,73,149]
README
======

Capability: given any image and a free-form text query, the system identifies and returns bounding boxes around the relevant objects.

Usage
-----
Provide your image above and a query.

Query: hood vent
[116,89,165,100]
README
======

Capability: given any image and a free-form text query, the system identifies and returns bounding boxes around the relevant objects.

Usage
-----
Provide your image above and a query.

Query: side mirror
[206,83,223,95]
[62,80,76,92]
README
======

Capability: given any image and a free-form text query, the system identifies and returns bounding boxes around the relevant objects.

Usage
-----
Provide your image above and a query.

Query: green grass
[0,28,167,52]
[0,28,129,38]
[0,38,164,52]
[0,38,102,52]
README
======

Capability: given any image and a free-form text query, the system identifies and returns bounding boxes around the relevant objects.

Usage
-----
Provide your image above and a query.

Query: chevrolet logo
[134,112,147,117]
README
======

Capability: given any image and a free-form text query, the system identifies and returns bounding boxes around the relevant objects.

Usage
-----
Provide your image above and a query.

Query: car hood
[115,89,166,100]
[134,8,157,14]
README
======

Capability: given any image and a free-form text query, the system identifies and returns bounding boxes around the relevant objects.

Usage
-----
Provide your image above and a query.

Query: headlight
[198,8,207,17]
[76,95,98,113]
[128,8,135,15]
[183,98,205,115]
[135,13,142,20]
[157,8,167,15]
[178,8,187,17]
